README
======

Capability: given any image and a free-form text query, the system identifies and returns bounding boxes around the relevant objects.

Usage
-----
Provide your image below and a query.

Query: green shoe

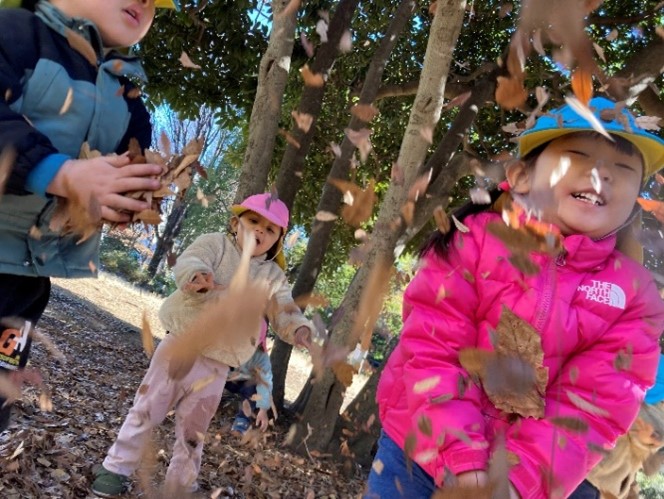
[91,465,129,498]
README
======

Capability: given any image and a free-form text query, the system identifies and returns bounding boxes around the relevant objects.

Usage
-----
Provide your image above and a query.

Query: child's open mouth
[572,192,605,206]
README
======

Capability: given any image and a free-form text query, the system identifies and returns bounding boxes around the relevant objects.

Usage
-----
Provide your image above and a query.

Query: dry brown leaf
[550,416,589,433]
[65,29,97,66]
[301,32,315,58]
[58,87,74,115]
[433,206,451,234]
[133,209,162,225]
[350,256,393,350]
[571,68,593,106]
[300,64,325,87]
[179,51,202,70]
[328,178,376,228]
[495,75,527,110]
[332,362,355,387]
[345,128,373,163]
[279,128,301,149]
[565,390,610,417]
[0,145,15,198]
[292,111,314,133]
[350,104,379,123]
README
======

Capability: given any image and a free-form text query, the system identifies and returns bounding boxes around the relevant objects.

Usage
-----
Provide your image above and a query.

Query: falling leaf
[495,75,527,110]
[350,104,379,123]
[0,146,16,198]
[550,416,589,433]
[58,87,74,115]
[300,64,325,87]
[191,374,216,393]
[443,91,472,110]
[141,311,155,359]
[498,3,513,18]
[592,42,606,63]
[300,32,315,58]
[566,390,610,417]
[413,375,441,394]
[549,156,571,187]
[605,29,618,41]
[291,111,314,132]
[316,19,329,43]
[420,126,434,145]
[451,215,470,233]
[571,69,593,106]
[637,197,664,223]
[330,142,342,157]
[345,128,373,163]
[635,115,661,131]
[350,256,393,350]
[328,178,376,227]
[564,96,611,140]
[315,210,338,222]
[65,29,97,66]
[590,167,602,194]
[134,209,162,225]
[179,51,201,70]
[275,129,300,150]
[339,30,353,53]
[433,206,451,234]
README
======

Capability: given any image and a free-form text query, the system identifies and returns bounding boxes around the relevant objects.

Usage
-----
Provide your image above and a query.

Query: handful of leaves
[49,137,204,242]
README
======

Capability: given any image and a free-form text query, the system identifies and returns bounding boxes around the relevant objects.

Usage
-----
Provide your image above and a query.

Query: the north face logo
[578,280,626,309]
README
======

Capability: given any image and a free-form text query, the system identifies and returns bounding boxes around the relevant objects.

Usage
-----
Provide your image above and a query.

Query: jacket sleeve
[506,277,664,499]
[0,11,61,194]
[398,228,490,480]
[265,271,313,346]
[172,233,223,290]
[253,349,273,410]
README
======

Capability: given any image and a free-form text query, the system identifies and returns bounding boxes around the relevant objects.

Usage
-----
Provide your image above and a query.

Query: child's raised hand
[183,272,215,293]
[255,408,269,432]
[46,154,162,223]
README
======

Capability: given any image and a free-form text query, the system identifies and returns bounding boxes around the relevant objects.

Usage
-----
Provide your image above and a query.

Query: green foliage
[637,471,664,499]
[139,1,267,124]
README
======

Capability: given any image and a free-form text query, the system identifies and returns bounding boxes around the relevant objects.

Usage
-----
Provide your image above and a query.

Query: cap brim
[519,129,664,178]
[230,205,288,229]
[155,0,178,9]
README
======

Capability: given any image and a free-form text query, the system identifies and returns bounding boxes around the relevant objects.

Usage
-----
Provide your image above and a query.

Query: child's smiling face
[509,133,644,239]
[232,211,282,258]
[52,0,156,48]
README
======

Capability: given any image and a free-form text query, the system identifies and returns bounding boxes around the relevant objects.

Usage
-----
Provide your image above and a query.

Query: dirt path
[0,273,367,498]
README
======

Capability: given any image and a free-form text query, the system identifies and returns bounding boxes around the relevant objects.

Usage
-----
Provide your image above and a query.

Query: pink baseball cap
[230,193,289,229]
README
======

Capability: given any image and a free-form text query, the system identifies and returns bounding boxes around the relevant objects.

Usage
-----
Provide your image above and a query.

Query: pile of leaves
[0,285,366,498]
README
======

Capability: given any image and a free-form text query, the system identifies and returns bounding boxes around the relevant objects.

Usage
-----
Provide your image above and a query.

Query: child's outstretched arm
[503,274,664,499]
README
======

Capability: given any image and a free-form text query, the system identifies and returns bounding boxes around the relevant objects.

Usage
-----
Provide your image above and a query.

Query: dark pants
[0,273,51,431]
[225,378,257,419]
[568,480,600,499]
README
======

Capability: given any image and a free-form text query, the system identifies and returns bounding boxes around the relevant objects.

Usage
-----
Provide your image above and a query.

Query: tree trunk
[270,0,418,411]
[293,0,468,452]
[336,336,397,466]
[275,0,361,209]
[234,0,299,202]
[146,201,188,279]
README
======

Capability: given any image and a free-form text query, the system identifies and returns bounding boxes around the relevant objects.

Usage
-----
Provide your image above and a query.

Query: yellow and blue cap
[519,97,664,177]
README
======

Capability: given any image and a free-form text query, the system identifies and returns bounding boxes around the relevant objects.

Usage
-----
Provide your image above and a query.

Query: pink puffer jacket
[377,211,664,498]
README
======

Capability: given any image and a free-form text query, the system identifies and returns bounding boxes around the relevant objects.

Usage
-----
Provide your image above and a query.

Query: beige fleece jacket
[159,232,312,367]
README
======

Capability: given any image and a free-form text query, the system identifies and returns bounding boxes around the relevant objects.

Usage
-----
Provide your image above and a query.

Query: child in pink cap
[92,193,314,497]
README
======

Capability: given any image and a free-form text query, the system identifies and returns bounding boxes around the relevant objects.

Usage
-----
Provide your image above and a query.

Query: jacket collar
[559,232,617,271]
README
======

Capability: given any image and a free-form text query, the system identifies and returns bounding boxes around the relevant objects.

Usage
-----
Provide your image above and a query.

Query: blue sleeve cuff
[26,153,71,196]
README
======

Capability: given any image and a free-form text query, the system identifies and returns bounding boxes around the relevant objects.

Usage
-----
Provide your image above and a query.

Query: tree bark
[234,0,299,202]
[270,0,418,411]
[293,0,468,452]
[275,0,361,209]
[146,201,188,279]
[614,36,664,119]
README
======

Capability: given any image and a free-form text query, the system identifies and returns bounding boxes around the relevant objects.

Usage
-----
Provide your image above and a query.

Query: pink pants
[103,334,229,489]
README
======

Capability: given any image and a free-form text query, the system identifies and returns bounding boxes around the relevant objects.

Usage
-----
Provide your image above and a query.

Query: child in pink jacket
[92,193,314,497]
[366,97,664,499]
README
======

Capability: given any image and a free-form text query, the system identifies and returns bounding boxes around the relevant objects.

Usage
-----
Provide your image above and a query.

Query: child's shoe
[91,465,129,497]
[231,415,251,436]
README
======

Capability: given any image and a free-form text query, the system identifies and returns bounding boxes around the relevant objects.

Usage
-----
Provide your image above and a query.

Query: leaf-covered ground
[0,276,367,498]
